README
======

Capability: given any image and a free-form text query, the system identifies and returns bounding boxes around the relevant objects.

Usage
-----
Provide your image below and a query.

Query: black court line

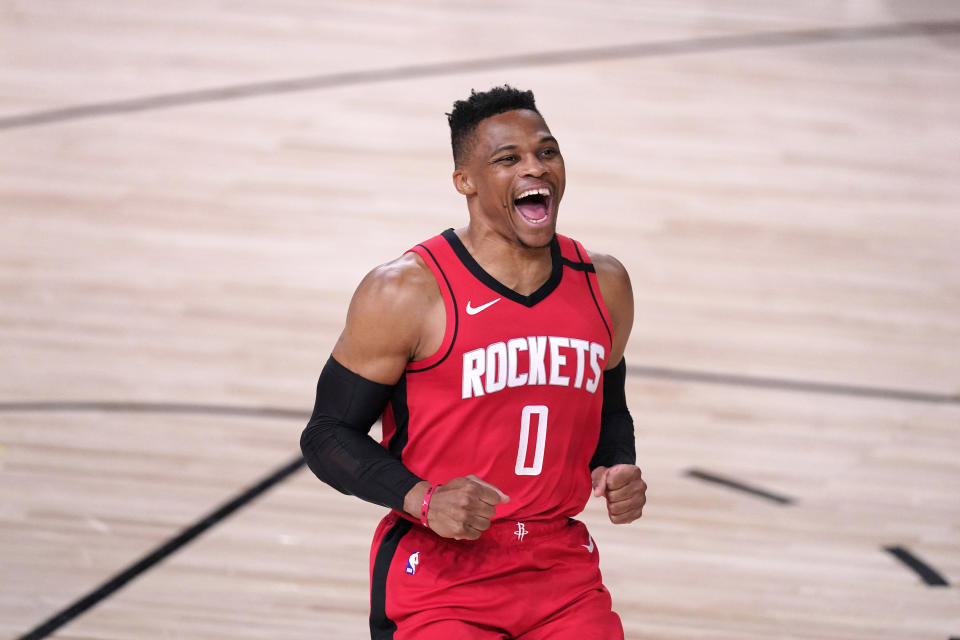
[1,20,958,130]
[884,546,951,587]
[0,400,308,420]
[0,395,947,636]
[686,468,795,505]
[627,365,960,405]
[15,454,307,640]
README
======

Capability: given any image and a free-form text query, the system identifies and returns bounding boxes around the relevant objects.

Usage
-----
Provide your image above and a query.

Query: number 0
[515,405,548,476]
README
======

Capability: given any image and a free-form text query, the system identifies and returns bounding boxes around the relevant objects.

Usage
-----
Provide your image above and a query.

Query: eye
[540,148,559,158]
[495,155,517,164]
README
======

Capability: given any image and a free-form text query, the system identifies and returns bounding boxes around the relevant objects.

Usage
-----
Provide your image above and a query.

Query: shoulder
[351,251,440,315]
[333,251,442,382]
[586,250,632,301]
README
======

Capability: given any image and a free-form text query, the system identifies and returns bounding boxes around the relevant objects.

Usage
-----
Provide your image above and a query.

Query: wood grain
[1,2,958,638]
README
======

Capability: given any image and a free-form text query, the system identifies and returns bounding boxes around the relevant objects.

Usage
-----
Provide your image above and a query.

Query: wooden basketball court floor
[1,2,959,638]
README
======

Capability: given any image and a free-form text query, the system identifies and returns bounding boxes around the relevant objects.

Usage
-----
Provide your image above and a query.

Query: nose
[519,152,547,177]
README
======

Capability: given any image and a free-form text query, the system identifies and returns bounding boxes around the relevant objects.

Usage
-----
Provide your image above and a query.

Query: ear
[452,168,476,196]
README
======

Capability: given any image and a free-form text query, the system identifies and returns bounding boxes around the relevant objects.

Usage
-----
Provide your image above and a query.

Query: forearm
[300,356,424,512]
[300,417,423,511]
[590,358,637,470]
[590,412,636,469]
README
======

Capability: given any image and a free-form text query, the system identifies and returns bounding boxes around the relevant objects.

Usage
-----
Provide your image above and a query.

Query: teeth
[516,187,550,200]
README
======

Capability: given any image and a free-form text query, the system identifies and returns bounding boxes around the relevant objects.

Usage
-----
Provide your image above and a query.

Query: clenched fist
[404,474,509,540]
[591,464,646,524]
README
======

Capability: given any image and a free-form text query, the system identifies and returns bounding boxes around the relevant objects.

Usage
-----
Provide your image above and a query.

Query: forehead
[472,109,553,153]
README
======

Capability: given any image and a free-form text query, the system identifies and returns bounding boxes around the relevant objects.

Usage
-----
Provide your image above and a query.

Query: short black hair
[447,85,539,166]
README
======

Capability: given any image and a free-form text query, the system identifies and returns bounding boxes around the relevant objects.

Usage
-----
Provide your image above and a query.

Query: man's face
[455,109,566,249]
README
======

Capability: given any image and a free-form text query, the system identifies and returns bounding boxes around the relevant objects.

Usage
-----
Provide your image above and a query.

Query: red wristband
[420,483,439,527]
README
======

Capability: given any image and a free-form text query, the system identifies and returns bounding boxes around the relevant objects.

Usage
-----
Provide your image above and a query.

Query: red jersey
[380,229,613,522]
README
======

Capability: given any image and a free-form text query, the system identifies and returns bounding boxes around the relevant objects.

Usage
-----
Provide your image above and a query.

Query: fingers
[600,465,647,524]
[604,464,642,491]
[606,483,646,524]
[591,466,609,497]
[436,480,497,517]
[427,475,507,539]
[465,474,510,504]
[459,512,494,539]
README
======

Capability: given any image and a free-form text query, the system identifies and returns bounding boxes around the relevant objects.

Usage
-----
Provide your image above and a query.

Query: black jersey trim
[572,241,613,344]
[386,373,410,457]
[369,517,412,638]
[561,256,596,273]
[441,228,563,308]
[407,241,458,373]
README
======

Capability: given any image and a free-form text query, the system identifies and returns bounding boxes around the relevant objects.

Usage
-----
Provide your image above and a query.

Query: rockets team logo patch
[514,522,527,542]
[405,551,420,575]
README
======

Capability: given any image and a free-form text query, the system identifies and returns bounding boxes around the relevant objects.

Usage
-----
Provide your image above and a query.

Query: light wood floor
[2,2,959,639]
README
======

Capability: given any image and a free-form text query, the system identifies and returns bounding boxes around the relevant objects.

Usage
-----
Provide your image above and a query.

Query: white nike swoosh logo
[582,536,594,553]
[466,298,501,315]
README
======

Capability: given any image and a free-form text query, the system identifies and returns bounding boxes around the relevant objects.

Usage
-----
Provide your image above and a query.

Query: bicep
[332,291,410,386]
[331,256,437,385]
[593,254,634,370]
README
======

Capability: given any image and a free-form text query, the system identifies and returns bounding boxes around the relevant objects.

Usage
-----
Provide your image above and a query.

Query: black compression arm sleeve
[299,357,423,512]
[589,358,637,470]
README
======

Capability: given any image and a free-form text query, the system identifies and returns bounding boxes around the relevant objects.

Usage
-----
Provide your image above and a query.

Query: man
[301,85,646,639]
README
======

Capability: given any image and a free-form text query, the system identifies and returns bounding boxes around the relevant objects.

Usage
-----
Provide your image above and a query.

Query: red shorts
[368,512,623,639]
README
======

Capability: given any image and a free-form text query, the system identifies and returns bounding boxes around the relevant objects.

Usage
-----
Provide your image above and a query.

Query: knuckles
[606,483,646,524]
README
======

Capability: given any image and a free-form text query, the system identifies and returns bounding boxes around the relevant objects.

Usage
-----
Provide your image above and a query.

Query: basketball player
[301,85,646,639]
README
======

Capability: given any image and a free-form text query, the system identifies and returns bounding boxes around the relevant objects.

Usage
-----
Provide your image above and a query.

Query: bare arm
[304,252,508,539]
[587,251,646,524]
[332,252,443,384]
[590,252,635,370]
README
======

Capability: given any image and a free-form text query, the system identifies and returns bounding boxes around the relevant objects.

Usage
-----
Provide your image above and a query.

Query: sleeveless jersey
[380,229,613,522]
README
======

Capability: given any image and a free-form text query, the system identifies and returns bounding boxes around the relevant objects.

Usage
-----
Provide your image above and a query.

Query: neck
[455,223,554,297]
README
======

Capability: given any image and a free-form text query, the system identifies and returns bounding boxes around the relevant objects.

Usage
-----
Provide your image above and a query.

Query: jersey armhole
[405,243,458,372]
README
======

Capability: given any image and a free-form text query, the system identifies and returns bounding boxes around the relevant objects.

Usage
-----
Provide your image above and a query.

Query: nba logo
[405,552,419,575]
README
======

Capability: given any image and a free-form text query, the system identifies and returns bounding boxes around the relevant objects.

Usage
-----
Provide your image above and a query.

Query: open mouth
[513,187,551,224]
